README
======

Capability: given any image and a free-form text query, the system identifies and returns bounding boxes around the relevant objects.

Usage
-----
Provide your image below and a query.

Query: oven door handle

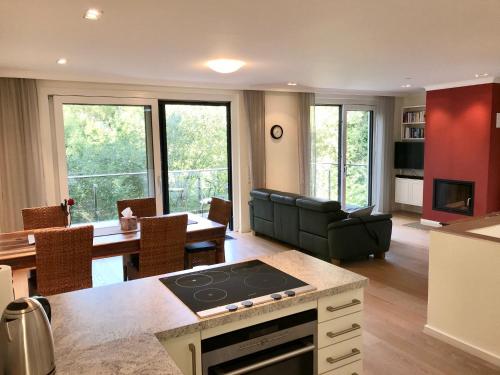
[218,343,316,375]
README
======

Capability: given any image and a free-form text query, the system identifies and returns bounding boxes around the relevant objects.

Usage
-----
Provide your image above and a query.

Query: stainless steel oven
[202,310,317,375]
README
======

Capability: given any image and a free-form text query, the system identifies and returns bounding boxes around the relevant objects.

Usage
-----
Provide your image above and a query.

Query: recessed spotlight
[401,84,412,88]
[84,8,102,20]
[57,58,67,65]
[207,59,245,73]
[287,82,297,86]
[475,73,489,78]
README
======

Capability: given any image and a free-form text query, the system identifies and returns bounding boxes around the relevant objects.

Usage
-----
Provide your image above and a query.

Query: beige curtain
[0,78,46,232]
[298,92,315,196]
[372,96,395,213]
[243,90,266,189]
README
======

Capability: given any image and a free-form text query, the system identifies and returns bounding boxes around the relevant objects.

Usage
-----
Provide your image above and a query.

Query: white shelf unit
[401,105,426,141]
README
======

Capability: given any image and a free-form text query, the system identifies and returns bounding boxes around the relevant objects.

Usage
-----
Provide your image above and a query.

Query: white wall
[426,230,500,366]
[264,92,300,193]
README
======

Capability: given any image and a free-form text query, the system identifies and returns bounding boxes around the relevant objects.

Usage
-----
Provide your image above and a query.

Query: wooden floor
[12,212,500,374]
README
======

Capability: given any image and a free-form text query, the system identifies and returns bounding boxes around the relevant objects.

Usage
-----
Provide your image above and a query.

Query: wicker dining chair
[126,214,188,280]
[22,205,68,230]
[29,225,94,296]
[117,197,157,281]
[117,197,156,218]
[185,197,232,269]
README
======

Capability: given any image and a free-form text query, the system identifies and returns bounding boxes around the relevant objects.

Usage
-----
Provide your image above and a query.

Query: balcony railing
[67,168,228,224]
[312,162,369,206]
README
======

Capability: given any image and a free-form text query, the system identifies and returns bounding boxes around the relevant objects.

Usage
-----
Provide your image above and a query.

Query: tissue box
[120,216,138,231]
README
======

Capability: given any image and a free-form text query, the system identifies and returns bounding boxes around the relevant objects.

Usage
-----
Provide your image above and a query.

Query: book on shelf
[404,127,425,139]
[403,110,425,123]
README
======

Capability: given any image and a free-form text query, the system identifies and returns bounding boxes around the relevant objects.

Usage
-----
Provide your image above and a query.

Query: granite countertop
[49,250,368,374]
[433,212,500,244]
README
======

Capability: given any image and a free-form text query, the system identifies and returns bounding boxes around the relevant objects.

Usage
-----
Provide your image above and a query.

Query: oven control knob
[241,300,253,308]
[270,293,282,300]
[284,290,296,297]
[225,304,238,312]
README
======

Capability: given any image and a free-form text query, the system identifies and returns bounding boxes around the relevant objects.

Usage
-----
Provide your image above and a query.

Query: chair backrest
[117,197,156,219]
[139,214,188,278]
[208,197,232,228]
[34,225,93,296]
[22,205,68,230]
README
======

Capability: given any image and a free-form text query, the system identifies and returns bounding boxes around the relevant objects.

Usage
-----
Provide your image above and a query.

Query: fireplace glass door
[433,179,474,216]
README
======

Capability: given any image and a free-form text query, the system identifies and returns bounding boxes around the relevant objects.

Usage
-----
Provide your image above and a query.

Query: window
[61,103,154,223]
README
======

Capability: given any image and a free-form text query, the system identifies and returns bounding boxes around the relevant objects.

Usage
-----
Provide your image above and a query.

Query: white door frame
[52,95,164,216]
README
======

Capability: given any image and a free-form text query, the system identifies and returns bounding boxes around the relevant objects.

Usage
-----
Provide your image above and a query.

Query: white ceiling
[1,0,499,94]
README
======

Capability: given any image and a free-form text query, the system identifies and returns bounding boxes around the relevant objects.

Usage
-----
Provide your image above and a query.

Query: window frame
[52,96,163,219]
[158,99,233,228]
[312,103,375,208]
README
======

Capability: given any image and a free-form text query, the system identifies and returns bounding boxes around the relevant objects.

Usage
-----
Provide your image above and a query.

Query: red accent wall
[423,83,500,223]
[487,84,500,212]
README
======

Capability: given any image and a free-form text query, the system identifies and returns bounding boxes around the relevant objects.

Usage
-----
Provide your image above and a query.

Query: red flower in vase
[67,198,75,206]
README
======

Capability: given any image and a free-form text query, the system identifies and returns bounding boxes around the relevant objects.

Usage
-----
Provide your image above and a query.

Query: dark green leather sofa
[248,188,392,263]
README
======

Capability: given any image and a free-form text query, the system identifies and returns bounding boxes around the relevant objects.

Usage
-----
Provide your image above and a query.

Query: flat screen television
[394,142,424,169]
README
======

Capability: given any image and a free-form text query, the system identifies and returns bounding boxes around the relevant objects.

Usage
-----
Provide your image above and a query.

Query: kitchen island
[48,250,368,374]
[426,214,500,367]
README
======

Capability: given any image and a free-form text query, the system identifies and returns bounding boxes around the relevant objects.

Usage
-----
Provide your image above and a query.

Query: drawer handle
[326,323,361,338]
[188,343,197,375]
[326,348,361,364]
[326,299,361,312]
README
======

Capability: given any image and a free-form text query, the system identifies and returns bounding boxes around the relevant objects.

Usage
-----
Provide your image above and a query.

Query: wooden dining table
[0,213,227,270]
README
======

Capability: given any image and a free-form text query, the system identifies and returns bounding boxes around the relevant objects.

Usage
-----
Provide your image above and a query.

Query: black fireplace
[433,179,474,216]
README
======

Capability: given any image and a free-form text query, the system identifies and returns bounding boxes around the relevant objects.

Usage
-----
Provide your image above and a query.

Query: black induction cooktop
[159,260,315,318]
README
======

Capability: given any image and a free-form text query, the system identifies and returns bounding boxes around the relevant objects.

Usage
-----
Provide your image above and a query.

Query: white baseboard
[420,218,442,227]
[424,324,500,367]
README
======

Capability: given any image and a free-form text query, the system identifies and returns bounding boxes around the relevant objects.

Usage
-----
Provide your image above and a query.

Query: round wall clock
[270,124,283,139]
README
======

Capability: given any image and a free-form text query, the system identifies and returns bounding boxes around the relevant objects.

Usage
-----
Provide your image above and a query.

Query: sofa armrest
[328,214,392,230]
[327,214,393,260]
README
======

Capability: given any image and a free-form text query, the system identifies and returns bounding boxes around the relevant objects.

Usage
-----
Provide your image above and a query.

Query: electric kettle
[0,296,55,375]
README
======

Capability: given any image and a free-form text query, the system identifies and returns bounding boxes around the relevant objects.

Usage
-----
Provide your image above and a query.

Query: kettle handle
[4,319,14,342]
[31,296,51,323]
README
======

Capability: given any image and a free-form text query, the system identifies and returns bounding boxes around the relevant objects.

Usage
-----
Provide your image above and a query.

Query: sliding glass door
[312,105,373,208]
[159,101,232,218]
[342,107,373,209]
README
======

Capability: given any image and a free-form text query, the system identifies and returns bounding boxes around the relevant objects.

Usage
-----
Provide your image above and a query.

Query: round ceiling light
[57,58,67,65]
[207,59,245,74]
[84,8,102,20]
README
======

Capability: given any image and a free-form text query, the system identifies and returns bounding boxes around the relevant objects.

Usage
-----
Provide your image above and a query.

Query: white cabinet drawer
[318,311,362,348]
[318,289,363,322]
[322,359,362,375]
[318,336,363,374]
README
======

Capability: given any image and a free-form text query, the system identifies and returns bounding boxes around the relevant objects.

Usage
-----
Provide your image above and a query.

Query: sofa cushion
[273,203,300,246]
[299,231,329,261]
[347,205,375,218]
[250,188,281,200]
[296,197,341,212]
[254,217,274,237]
[270,192,303,206]
[299,208,346,238]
